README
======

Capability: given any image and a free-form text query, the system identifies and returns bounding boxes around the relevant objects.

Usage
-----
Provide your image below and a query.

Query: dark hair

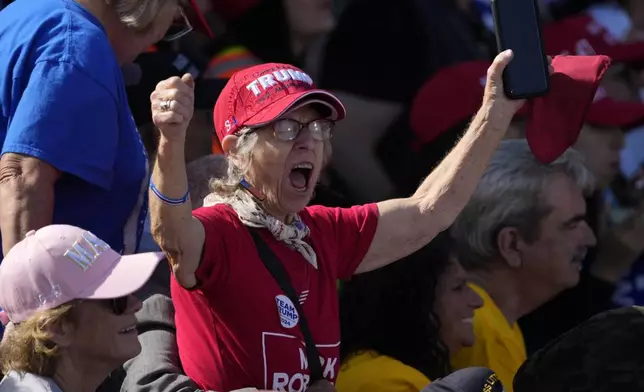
[340,231,453,380]
[208,0,298,65]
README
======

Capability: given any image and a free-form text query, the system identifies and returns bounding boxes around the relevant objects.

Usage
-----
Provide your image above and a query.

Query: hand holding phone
[492,0,550,99]
[482,50,529,123]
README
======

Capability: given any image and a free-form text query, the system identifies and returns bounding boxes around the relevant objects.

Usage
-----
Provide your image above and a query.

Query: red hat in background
[411,55,621,163]
[584,86,644,128]
[542,12,644,64]
[185,0,214,38]
[526,55,610,162]
[184,0,262,38]
[410,61,490,145]
[213,63,346,143]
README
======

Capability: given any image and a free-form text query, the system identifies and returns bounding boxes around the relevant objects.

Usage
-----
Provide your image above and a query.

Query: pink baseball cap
[213,63,346,143]
[0,225,165,323]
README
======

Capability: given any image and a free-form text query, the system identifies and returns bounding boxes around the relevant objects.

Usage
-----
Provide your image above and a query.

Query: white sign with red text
[262,332,340,392]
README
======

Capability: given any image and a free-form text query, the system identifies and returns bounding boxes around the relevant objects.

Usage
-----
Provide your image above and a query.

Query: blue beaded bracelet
[149,182,190,205]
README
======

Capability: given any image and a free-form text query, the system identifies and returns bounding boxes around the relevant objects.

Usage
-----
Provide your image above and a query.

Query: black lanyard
[248,229,324,382]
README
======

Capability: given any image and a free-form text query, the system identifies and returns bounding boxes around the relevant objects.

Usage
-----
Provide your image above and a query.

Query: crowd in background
[2,0,644,391]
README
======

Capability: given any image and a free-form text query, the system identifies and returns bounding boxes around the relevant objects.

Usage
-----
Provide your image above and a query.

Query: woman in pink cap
[148,51,524,392]
[0,224,164,392]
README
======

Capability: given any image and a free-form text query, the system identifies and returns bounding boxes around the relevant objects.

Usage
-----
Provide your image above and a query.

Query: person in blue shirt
[0,0,211,258]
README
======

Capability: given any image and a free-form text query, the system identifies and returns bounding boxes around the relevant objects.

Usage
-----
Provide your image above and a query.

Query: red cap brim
[586,98,644,129]
[185,0,213,38]
[409,61,489,144]
[244,89,346,128]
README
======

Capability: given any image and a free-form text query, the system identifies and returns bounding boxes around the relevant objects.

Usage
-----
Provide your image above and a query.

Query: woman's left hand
[482,52,554,126]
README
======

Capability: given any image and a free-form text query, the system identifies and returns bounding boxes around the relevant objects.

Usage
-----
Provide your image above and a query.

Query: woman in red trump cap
[148,51,523,391]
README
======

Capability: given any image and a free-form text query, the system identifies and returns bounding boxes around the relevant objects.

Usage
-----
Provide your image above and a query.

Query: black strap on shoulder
[248,229,324,382]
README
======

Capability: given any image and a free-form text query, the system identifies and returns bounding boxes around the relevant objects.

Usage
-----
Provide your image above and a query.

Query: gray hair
[450,139,595,270]
[113,0,176,32]
[208,128,259,204]
[207,125,333,204]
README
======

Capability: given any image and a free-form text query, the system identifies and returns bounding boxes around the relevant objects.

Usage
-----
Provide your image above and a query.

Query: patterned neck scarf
[203,190,318,269]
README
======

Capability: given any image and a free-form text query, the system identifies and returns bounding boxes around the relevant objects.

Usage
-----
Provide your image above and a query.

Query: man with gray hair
[449,139,597,392]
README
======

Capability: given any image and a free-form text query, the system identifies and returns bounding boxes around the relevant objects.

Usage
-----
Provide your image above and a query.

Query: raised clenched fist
[151,73,195,143]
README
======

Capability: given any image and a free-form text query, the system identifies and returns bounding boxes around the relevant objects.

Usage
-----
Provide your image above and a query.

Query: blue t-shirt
[0,0,149,255]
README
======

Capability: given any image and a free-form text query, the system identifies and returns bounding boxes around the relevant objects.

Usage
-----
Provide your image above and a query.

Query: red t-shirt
[171,203,379,392]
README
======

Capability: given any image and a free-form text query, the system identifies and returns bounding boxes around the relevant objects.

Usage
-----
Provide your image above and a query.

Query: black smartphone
[491,0,550,99]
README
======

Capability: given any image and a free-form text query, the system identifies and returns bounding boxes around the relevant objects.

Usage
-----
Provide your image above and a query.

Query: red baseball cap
[410,61,534,145]
[585,86,644,129]
[213,63,346,143]
[543,13,644,64]
[410,60,644,145]
[411,56,621,162]
[185,0,214,38]
[410,61,490,145]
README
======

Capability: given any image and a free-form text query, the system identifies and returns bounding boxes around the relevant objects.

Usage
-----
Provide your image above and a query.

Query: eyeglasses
[163,7,193,42]
[101,296,129,315]
[271,119,335,141]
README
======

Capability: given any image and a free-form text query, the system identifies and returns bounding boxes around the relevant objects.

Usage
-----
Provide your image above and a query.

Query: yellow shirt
[450,284,527,392]
[337,351,430,392]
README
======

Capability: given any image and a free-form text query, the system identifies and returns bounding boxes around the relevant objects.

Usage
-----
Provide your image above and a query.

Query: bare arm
[0,153,60,255]
[149,75,204,289]
[150,140,205,288]
[357,51,524,273]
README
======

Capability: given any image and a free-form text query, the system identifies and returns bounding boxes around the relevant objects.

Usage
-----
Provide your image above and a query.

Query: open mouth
[289,162,313,192]
[118,325,137,334]
[572,248,587,265]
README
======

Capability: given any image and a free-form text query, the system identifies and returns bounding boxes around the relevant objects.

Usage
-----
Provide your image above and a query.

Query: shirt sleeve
[307,203,379,280]
[3,60,118,190]
[192,206,232,288]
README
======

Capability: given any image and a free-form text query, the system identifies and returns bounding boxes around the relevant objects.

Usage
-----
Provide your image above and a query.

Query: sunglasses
[163,7,193,42]
[101,296,129,315]
[270,118,335,142]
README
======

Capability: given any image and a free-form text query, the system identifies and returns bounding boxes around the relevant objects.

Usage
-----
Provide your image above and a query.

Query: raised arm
[149,74,204,288]
[357,51,526,273]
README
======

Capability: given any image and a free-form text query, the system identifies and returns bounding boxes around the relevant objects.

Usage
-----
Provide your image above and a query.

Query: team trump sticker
[276,295,299,329]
